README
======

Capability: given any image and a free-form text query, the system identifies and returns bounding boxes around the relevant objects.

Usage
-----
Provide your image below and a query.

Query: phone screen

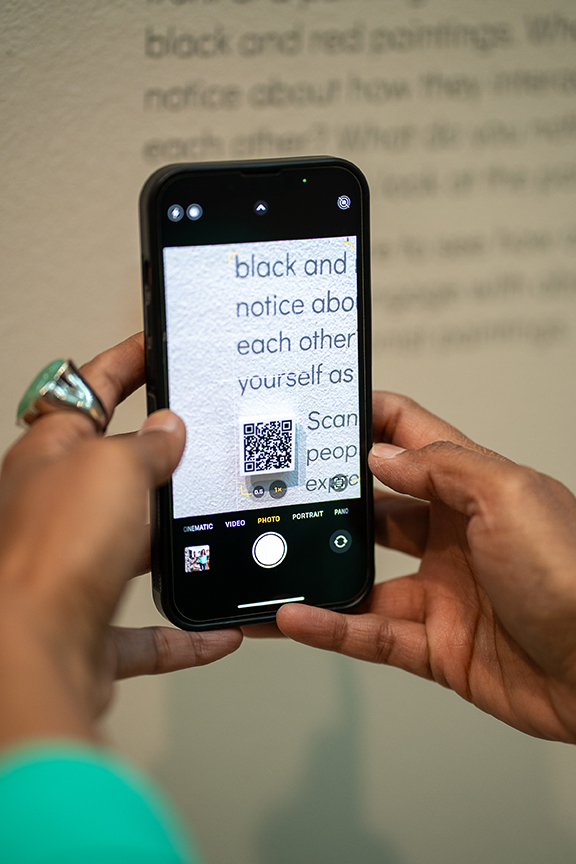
[142,159,373,628]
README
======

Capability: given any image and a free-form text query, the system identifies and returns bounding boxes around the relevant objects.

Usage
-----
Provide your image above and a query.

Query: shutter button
[252,532,287,568]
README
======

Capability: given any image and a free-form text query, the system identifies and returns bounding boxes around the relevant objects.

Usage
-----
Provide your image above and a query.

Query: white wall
[2,2,576,862]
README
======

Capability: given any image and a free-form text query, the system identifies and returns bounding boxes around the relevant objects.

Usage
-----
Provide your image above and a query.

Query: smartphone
[140,157,373,629]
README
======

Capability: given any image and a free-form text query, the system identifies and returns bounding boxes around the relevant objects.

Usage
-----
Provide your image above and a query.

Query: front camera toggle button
[329,529,352,554]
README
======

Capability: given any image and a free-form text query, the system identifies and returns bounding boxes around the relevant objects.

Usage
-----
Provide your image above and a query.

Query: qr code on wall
[240,418,295,475]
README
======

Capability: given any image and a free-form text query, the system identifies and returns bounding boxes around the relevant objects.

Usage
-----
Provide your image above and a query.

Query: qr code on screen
[241,418,295,475]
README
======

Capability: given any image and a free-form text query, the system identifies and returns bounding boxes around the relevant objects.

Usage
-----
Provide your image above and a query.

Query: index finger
[373,391,494,455]
[78,331,145,419]
[4,333,147,476]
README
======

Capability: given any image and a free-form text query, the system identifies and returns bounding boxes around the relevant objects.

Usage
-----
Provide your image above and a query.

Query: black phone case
[140,156,373,629]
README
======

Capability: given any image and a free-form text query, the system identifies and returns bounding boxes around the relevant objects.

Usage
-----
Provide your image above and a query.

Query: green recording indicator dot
[302,178,307,183]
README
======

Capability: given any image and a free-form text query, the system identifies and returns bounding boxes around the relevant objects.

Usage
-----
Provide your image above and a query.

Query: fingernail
[138,410,180,436]
[371,442,406,459]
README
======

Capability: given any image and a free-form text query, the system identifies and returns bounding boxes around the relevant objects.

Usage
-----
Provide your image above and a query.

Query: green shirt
[0,743,200,864]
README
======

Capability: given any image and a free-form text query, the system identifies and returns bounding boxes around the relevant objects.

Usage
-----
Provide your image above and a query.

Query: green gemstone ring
[17,359,108,431]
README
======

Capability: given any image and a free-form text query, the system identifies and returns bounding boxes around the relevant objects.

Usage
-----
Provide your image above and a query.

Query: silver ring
[17,359,108,431]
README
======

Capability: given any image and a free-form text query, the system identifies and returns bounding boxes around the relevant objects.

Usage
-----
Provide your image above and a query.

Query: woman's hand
[0,334,242,747]
[276,392,576,743]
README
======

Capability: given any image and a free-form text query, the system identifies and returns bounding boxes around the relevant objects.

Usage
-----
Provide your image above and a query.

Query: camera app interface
[163,231,367,618]
[165,235,360,517]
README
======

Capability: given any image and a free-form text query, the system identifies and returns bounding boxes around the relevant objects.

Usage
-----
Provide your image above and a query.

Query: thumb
[129,409,186,488]
[369,440,515,518]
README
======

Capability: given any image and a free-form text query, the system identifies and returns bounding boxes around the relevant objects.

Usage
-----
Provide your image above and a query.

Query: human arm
[0,333,243,748]
[277,392,576,742]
